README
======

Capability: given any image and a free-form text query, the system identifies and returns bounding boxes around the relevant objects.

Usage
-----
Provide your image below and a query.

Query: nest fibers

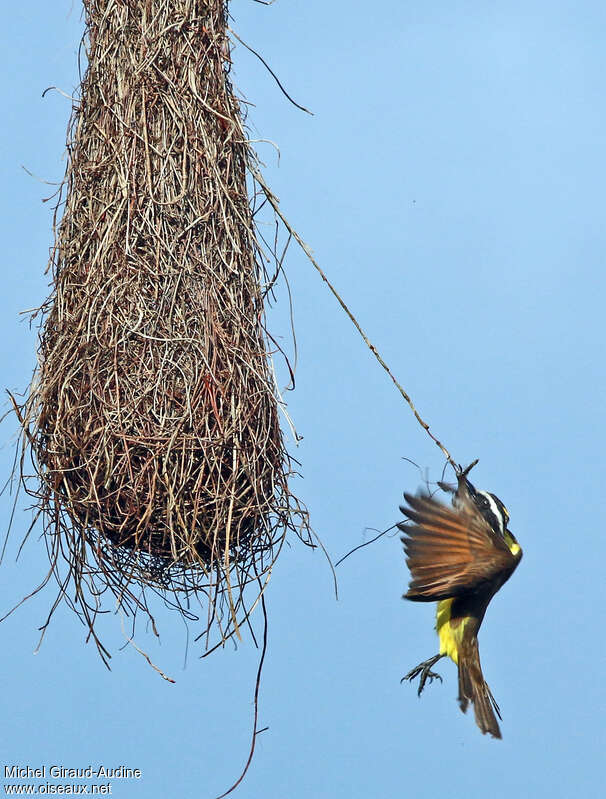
[10,0,310,664]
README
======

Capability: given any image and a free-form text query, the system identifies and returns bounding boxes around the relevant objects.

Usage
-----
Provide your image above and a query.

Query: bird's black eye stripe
[470,490,508,536]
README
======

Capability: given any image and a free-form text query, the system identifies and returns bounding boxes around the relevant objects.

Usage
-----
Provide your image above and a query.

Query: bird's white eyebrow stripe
[476,490,504,535]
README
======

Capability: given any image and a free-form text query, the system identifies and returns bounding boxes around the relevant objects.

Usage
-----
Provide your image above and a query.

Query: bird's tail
[458,638,502,739]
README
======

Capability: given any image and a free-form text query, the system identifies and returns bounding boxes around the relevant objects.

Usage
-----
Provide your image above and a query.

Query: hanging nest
[10,0,310,664]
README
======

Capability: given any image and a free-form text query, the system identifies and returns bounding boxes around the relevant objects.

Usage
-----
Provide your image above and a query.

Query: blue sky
[2,1,605,797]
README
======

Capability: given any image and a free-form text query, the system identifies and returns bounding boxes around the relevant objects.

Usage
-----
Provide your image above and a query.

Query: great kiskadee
[398,465,522,738]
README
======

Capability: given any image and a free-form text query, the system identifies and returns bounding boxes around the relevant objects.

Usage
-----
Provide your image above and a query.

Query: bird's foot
[401,654,444,696]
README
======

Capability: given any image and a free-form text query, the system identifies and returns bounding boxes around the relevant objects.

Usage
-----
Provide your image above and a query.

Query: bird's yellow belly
[436,599,467,665]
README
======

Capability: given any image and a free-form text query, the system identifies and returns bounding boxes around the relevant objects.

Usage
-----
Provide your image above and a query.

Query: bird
[398,464,522,738]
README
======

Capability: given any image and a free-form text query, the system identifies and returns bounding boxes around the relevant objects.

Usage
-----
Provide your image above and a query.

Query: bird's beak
[457,459,479,480]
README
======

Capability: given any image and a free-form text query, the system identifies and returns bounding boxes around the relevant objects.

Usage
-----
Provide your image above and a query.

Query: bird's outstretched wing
[399,493,519,601]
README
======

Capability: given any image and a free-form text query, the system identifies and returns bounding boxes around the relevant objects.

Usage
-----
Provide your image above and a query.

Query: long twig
[250,166,457,471]
[228,28,313,116]
[215,590,269,799]
[333,523,399,569]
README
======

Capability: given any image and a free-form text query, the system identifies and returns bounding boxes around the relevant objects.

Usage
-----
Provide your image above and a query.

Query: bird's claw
[401,655,444,696]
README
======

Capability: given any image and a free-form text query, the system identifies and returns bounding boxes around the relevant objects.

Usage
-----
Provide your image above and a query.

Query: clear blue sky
[2,1,605,797]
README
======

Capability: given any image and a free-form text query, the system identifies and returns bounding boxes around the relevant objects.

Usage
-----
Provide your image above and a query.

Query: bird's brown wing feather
[399,493,517,601]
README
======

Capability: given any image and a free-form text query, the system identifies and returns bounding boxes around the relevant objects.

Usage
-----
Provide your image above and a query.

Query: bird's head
[456,475,510,537]
[438,461,514,543]
[452,468,521,558]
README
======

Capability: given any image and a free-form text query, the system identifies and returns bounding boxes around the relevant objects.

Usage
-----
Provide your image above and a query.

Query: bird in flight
[398,464,522,738]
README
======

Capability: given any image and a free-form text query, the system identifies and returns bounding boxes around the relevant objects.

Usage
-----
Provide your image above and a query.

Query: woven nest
[11,0,310,663]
